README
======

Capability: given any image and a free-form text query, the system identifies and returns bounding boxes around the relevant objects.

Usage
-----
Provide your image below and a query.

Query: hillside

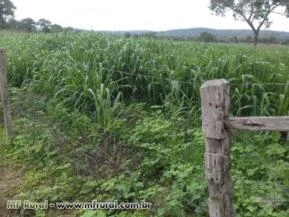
[156,28,289,39]
[104,28,289,40]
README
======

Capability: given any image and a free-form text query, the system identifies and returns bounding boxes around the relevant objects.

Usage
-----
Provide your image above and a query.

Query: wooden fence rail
[200,79,289,217]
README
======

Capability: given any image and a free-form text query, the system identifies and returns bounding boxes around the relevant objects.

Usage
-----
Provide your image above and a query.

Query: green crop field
[0,32,289,217]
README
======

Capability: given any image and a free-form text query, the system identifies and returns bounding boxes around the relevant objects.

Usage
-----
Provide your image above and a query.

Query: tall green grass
[1,32,289,217]
[1,32,289,126]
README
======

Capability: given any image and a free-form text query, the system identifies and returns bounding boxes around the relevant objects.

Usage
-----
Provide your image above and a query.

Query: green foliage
[232,133,289,217]
[1,32,289,217]
[1,32,289,118]
[0,0,16,27]
[210,0,289,46]
[198,32,217,42]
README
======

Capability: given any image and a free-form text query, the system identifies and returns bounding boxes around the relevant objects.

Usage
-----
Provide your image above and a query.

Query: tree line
[6,18,63,33]
[127,31,289,45]
[197,31,289,45]
[0,0,64,32]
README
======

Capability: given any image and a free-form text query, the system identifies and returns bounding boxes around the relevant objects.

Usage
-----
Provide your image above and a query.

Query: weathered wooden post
[200,79,235,217]
[0,49,13,139]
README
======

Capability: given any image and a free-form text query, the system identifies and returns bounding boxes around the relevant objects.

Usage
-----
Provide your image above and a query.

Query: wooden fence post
[200,79,235,217]
[0,49,13,139]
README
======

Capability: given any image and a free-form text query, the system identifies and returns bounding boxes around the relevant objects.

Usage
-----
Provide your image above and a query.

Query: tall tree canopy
[19,18,36,32]
[0,0,16,27]
[37,19,52,32]
[210,0,289,46]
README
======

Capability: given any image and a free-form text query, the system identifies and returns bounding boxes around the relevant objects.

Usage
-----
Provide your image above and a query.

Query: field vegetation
[0,32,289,217]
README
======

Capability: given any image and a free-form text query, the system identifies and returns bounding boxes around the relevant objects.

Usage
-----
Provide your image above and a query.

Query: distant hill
[102,28,289,40]
[101,30,151,35]
[156,28,289,40]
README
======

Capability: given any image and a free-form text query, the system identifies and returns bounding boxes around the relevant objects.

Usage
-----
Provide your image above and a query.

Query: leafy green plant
[1,32,289,217]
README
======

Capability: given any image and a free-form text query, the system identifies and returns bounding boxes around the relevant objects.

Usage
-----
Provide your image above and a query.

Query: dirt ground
[0,163,23,217]
[0,164,77,217]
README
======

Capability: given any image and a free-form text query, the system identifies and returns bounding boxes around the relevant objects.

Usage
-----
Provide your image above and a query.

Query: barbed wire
[231,82,289,86]
[99,66,289,87]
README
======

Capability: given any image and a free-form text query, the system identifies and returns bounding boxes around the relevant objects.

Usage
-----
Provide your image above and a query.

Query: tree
[37,18,52,33]
[0,0,16,28]
[210,0,289,47]
[19,18,36,32]
[6,17,19,29]
[50,24,63,32]
[231,35,240,43]
[198,31,218,42]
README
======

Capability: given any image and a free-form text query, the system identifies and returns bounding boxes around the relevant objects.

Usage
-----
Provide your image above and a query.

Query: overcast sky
[12,0,289,32]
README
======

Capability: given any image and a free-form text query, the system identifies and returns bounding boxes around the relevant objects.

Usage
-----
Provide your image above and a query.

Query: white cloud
[12,0,289,31]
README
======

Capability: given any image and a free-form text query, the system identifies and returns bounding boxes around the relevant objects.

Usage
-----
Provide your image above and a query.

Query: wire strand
[100,66,289,87]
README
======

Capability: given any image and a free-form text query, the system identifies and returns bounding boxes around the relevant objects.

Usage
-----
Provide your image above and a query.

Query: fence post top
[201,79,229,89]
[200,79,230,139]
